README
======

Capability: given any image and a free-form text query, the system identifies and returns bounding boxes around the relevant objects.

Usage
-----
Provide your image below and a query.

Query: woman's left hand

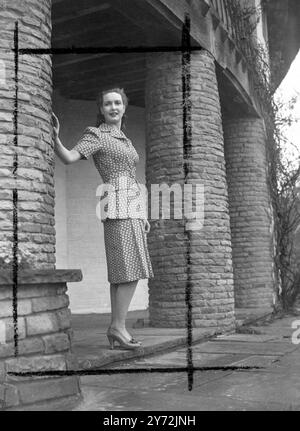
[144,219,150,234]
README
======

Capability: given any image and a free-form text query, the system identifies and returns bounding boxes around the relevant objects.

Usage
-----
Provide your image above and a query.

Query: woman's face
[100,92,126,126]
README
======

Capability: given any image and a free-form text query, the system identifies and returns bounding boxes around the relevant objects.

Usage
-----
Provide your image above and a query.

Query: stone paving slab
[71,309,280,371]
[69,313,300,411]
[181,367,300,409]
[215,334,281,342]
[75,383,265,411]
[75,335,216,369]
[74,327,216,370]
[271,349,300,368]
[75,387,289,411]
[190,340,298,356]
[118,352,281,370]
[242,313,300,331]
[228,355,280,368]
[74,367,298,411]
[72,312,296,370]
[107,352,251,369]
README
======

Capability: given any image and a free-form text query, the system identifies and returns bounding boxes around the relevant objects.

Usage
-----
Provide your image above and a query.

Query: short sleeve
[72,127,103,160]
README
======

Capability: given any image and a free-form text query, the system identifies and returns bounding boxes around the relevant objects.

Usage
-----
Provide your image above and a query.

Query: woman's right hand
[52,112,60,138]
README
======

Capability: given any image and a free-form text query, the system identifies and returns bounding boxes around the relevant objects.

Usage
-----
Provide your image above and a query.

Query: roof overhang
[264,0,300,88]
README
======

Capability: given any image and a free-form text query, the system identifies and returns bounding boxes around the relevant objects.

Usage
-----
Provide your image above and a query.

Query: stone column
[145,50,235,331]
[0,1,82,410]
[0,0,55,269]
[223,117,276,309]
[0,270,82,410]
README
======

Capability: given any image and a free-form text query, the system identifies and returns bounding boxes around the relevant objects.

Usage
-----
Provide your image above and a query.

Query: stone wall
[0,0,55,268]
[223,117,276,308]
[0,270,82,410]
[145,50,235,330]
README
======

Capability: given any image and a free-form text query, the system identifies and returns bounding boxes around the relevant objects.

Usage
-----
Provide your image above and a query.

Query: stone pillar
[0,270,82,410]
[223,117,275,309]
[0,0,55,269]
[0,1,82,410]
[145,50,235,331]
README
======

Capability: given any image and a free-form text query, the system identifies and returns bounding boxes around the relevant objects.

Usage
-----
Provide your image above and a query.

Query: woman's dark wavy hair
[95,87,129,130]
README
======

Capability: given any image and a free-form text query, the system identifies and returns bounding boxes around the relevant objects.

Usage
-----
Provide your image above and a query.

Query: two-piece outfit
[72,122,154,284]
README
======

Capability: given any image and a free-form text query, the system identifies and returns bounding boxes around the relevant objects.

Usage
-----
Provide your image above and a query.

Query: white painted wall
[53,90,149,313]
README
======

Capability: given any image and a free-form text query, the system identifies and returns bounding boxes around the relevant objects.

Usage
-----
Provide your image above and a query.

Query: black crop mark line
[14,46,206,55]
[182,14,194,392]
[12,21,19,357]
[8,365,263,378]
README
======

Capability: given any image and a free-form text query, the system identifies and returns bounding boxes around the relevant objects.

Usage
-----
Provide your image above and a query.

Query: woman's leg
[110,280,139,340]
[109,283,118,326]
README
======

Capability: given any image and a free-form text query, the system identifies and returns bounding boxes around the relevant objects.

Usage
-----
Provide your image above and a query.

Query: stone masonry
[0,1,82,410]
[0,270,82,410]
[145,50,235,330]
[0,0,55,268]
[223,118,276,309]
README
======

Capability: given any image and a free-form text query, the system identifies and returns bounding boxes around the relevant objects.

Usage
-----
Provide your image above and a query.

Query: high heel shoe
[107,327,142,350]
[107,326,141,344]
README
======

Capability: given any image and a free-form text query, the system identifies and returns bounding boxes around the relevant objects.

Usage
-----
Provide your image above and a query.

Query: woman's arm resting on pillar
[52,111,83,165]
[54,136,83,165]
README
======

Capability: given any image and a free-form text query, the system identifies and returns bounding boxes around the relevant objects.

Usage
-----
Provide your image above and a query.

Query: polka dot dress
[72,122,154,284]
[104,218,154,283]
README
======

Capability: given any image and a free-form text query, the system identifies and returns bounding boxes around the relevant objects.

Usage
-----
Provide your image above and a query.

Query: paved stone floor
[71,311,300,411]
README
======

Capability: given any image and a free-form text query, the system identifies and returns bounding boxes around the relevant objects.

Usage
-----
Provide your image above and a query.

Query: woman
[52,87,154,350]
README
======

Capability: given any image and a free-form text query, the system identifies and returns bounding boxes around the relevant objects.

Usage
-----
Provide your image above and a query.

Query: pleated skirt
[103,218,154,284]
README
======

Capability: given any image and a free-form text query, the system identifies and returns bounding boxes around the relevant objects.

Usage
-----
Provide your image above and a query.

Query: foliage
[225,0,300,310]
